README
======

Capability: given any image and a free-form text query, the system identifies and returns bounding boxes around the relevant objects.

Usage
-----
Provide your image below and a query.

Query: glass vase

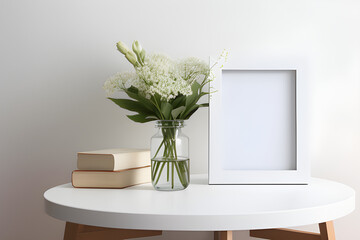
[151,120,189,191]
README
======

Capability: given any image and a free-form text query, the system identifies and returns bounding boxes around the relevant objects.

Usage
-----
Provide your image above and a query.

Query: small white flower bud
[140,49,146,63]
[132,40,142,55]
[125,52,139,67]
[116,41,130,55]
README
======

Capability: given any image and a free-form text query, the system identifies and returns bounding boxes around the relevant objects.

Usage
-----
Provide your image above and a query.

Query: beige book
[77,148,150,171]
[72,166,151,188]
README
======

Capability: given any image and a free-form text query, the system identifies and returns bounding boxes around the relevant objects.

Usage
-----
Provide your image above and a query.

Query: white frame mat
[209,58,310,184]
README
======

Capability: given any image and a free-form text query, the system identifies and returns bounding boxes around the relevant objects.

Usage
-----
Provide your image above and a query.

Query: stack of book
[72,148,151,188]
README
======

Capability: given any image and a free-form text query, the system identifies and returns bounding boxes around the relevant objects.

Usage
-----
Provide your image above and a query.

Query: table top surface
[44,174,355,231]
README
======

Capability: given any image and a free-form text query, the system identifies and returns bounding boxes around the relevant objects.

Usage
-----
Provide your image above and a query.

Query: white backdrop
[0,0,359,239]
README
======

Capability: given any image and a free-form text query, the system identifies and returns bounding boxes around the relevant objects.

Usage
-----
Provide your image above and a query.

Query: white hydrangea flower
[177,57,209,84]
[103,72,138,96]
[104,53,209,101]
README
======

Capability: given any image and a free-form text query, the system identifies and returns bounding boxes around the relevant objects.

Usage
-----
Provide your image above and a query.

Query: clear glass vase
[151,120,189,191]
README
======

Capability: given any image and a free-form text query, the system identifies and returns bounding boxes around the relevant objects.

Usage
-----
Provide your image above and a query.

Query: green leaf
[181,104,199,119]
[123,87,161,118]
[108,98,154,116]
[127,86,139,94]
[171,106,186,119]
[127,114,157,123]
[199,103,209,108]
[179,81,202,119]
[184,104,200,119]
[161,102,173,119]
[171,95,186,109]
[152,93,162,105]
[185,81,201,107]
[124,90,154,111]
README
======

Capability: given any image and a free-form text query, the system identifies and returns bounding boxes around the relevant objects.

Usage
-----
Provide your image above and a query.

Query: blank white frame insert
[209,58,310,184]
[222,70,296,171]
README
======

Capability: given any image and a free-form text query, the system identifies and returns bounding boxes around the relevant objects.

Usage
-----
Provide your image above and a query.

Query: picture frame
[208,57,310,184]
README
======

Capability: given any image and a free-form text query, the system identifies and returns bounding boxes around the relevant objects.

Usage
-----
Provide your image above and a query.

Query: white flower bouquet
[104,40,212,122]
[104,40,226,190]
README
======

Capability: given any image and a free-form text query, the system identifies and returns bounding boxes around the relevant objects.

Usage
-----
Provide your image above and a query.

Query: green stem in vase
[152,161,160,181]
[174,161,186,188]
[154,162,166,186]
[171,160,174,188]
[151,122,189,190]
[153,139,164,159]
[167,162,169,182]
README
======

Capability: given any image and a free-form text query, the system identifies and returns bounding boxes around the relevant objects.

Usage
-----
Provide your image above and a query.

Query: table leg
[319,221,336,240]
[214,231,233,240]
[63,222,162,240]
[64,222,81,240]
[249,221,335,240]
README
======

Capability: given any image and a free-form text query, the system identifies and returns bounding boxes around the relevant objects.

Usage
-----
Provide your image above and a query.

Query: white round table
[44,174,355,240]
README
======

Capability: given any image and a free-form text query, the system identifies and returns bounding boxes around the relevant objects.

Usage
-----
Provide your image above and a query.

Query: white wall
[0,0,359,239]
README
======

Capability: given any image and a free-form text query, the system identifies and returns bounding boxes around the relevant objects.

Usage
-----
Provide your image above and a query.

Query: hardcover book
[72,166,151,188]
[77,148,150,171]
